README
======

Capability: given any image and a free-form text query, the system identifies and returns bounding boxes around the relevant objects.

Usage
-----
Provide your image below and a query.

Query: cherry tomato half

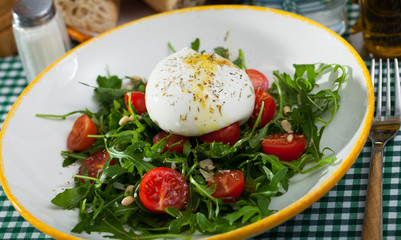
[78,150,115,182]
[67,115,98,151]
[246,69,269,92]
[125,92,147,115]
[207,170,244,202]
[252,88,276,128]
[153,131,190,154]
[199,122,240,146]
[139,167,188,213]
[262,133,307,161]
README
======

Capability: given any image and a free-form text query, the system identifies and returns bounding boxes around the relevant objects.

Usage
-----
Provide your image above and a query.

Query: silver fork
[362,58,401,240]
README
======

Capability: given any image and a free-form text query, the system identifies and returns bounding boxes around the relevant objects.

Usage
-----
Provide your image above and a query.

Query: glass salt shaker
[12,0,71,83]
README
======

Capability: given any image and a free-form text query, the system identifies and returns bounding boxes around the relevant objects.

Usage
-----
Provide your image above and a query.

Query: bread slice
[0,0,16,57]
[53,0,120,33]
[0,26,17,57]
[143,0,207,12]
[0,7,12,31]
[0,0,14,16]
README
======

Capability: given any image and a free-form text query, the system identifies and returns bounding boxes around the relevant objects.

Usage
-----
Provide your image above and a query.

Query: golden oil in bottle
[360,0,401,57]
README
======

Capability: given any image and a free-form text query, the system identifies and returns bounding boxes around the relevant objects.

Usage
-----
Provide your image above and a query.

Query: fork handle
[362,143,383,240]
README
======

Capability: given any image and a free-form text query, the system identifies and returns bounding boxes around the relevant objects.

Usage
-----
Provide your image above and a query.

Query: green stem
[36,110,85,119]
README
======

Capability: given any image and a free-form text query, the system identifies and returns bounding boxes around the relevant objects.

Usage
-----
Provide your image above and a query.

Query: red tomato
[199,122,240,146]
[125,92,147,115]
[246,69,269,92]
[207,170,244,202]
[139,167,188,213]
[67,115,98,151]
[252,88,276,128]
[78,150,115,182]
[152,131,190,154]
[262,133,307,161]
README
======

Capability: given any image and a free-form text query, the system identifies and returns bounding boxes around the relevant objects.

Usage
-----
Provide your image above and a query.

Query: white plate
[0,5,373,240]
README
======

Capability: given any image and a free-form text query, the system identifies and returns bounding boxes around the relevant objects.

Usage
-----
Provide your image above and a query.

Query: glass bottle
[12,0,71,83]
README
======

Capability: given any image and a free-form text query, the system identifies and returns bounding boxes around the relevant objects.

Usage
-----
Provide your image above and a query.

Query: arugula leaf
[212,47,246,69]
[51,184,93,209]
[196,213,235,233]
[191,38,200,52]
[92,75,126,108]
[168,42,176,53]
[99,165,127,182]
[167,210,197,234]
[213,47,229,59]
[196,212,218,232]
[232,49,246,69]
[223,205,261,225]
[107,145,154,176]
[193,141,239,160]
[97,75,122,89]
[71,208,93,233]
[254,194,275,217]
[91,209,190,239]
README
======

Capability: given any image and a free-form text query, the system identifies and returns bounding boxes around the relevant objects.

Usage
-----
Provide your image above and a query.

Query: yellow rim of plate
[0,4,374,240]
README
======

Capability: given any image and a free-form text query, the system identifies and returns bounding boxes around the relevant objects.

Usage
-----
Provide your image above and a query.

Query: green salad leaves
[43,39,348,239]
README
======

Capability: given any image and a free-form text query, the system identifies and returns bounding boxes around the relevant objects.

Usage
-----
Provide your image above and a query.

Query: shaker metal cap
[12,0,56,27]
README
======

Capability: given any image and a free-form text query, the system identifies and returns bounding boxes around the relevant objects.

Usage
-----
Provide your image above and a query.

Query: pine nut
[125,185,134,196]
[199,169,214,183]
[130,76,142,84]
[121,196,135,206]
[124,84,134,91]
[283,106,291,115]
[281,120,293,133]
[119,115,130,126]
[286,134,294,143]
[171,161,176,170]
[199,159,215,171]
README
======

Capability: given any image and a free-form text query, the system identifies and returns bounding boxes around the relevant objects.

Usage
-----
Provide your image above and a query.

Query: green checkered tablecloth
[1,2,400,240]
[0,58,52,239]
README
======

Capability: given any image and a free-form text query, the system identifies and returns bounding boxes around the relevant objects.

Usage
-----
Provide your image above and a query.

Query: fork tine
[386,58,391,118]
[376,59,382,119]
[371,58,376,85]
[394,58,401,117]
